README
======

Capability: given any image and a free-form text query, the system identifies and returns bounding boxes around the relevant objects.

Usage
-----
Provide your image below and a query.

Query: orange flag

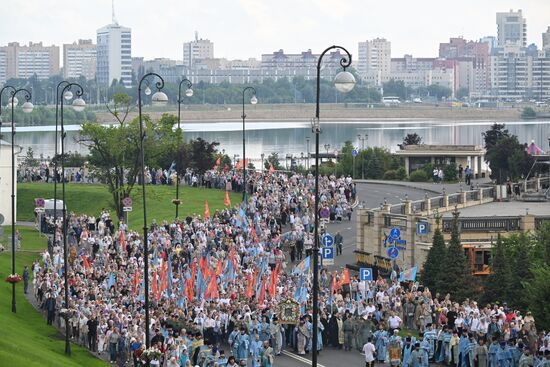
[224,191,231,207]
[152,270,158,300]
[340,268,351,287]
[258,276,267,305]
[120,231,126,252]
[246,272,255,299]
[268,264,280,298]
[133,271,139,296]
[81,255,90,271]
[251,225,258,244]
[269,163,275,175]
[216,260,223,276]
[204,200,210,219]
[331,271,338,295]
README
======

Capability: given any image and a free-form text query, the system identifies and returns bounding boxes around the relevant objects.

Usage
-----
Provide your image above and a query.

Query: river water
[7,119,550,161]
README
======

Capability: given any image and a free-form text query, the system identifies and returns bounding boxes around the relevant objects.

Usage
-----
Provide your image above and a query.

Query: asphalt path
[278,182,428,367]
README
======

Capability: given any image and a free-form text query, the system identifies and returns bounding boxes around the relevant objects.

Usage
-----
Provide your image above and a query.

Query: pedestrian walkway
[357,177,491,195]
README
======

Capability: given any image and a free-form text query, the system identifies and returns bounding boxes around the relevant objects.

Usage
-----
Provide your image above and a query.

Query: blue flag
[107,272,115,289]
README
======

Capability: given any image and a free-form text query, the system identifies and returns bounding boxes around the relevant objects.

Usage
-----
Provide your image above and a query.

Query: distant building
[391,55,435,73]
[357,38,391,85]
[438,37,490,97]
[496,9,527,47]
[543,27,550,50]
[63,39,97,80]
[489,44,550,101]
[183,32,214,69]
[260,49,346,81]
[0,42,60,81]
[96,19,132,87]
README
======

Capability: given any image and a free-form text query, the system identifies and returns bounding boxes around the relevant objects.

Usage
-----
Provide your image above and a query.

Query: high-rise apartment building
[63,39,97,80]
[183,32,214,69]
[0,42,60,81]
[543,27,550,50]
[96,18,132,87]
[496,9,527,47]
[357,38,391,85]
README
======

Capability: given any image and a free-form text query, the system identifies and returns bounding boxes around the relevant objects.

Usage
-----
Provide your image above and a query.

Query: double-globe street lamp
[241,87,257,202]
[312,46,355,367]
[175,78,193,219]
[0,86,34,314]
[137,72,168,349]
[59,82,86,356]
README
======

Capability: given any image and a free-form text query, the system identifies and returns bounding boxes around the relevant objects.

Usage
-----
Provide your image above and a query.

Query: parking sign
[360,268,373,281]
[321,246,334,265]
[416,221,429,235]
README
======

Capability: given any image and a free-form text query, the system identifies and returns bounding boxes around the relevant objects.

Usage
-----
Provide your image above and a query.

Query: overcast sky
[1,0,550,62]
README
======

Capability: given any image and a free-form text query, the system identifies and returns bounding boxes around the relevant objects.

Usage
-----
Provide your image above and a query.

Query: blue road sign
[320,208,330,219]
[387,246,399,259]
[389,227,401,239]
[416,221,429,235]
[352,149,358,157]
[322,234,334,247]
[321,246,334,265]
[360,268,373,281]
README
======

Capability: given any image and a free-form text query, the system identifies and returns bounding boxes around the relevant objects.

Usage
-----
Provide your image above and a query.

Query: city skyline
[1,0,550,61]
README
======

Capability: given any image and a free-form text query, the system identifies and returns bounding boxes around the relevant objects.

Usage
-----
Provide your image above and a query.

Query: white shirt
[363,342,376,362]
[388,316,402,329]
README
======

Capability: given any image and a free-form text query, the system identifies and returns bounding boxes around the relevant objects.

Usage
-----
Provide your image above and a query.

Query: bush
[521,107,537,119]
[443,163,457,181]
[383,170,397,180]
[409,170,429,182]
[396,167,407,180]
[423,163,434,178]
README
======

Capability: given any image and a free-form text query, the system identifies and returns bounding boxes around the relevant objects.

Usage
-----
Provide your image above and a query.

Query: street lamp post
[138,73,168,349]
[0,86,34,314]
[357,134,367,179]
[312,45,355,367]
[53,81,71,254]
[175,78,193,219]
[241,87,257,202]
[261,153,265,173]
[306,137,310,170]
[59,82,86,356]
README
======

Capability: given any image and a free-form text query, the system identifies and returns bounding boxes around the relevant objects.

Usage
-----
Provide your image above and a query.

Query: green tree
[536,223,550,267]
[483,235,512,304]
[443,163,458,181]
[420,217,446,293]
[437,209,473,301]
[523,265,550,330]
[22,147,39,167]
[482,123,509,151]
[427,84,452,100]
[457,87,470,100]
[398,133,422,150]
[485,135,529,184]
[382,79,410,100]
[265,153,282,170]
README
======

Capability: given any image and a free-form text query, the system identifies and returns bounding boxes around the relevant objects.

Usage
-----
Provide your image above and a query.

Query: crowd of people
[27,169,549,367]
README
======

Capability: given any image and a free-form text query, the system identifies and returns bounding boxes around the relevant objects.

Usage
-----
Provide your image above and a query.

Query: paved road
[278,182,428,367]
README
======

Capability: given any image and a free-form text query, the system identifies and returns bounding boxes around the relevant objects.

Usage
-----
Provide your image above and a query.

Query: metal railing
[535,216,550,230]
[442,216,521,232]
[384,215,407,228]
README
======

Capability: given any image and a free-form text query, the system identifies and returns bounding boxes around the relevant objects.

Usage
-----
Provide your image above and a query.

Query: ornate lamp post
[175,78,193,219]
[137,73,168,348]
[0,86,33,314]
[312,45,355,367]
[241,87,257,202]
[59,82,86,355]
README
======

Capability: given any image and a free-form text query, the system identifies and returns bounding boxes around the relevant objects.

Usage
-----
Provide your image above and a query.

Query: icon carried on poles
[387,246,399,259]
[322,234,334,247]
[319,208,330,219]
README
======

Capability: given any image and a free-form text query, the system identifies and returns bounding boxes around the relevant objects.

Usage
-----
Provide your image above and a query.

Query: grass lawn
[17,183,241,229]
[0,228,108,367]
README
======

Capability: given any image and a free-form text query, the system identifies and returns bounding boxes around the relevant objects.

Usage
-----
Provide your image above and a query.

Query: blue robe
[457,336,469,367]
[419,339,431,367]
[228,330,240,357]
[259,322,271,342]
[437,332,452,363]
[403,344,415,367]
[316,322,324,351]
[374,330,388,362]
[250,339,263,367]
[488,342,500,367]
[237,333,250,362]
[496,346,510,367]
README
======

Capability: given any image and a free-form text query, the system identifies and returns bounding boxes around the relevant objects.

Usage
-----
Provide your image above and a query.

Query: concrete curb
[354,179,442,194]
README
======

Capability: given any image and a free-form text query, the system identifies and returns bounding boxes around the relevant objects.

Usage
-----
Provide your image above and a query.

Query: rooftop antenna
[195,31,198,41]
[112,0,118,25]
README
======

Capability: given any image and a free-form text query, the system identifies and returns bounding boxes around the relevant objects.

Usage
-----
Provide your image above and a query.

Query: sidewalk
[356,177,492,195]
